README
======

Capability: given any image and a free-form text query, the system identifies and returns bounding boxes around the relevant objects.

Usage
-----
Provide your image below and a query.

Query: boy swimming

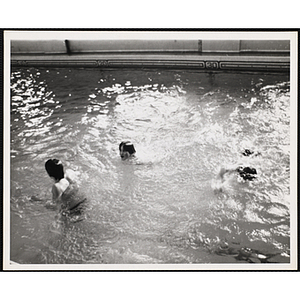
[218,165,257,182]
[217,149,258,183]
[45,159,86,215]
[119,141,136,160]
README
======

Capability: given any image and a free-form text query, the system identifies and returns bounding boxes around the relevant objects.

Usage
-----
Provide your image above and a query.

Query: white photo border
[3,29,298,271]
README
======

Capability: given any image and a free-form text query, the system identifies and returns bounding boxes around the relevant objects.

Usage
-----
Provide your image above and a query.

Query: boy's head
[242,149,254,156]
[236,166,257,181]
[119,141,136,160]
[242,149,261,157]
[45,159,64,181]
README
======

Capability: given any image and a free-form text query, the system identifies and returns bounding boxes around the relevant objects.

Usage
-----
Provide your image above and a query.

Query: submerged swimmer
[216,149,259,185]
[241,148,261,157]
[218,166,257,182]
[119,141,136,160]
[45,159,87,216]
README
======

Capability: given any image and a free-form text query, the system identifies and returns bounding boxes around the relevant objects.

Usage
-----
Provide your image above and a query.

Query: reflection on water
[10,68,291,264]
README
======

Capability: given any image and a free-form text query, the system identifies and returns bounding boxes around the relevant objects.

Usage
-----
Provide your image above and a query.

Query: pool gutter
[11,52,290,72]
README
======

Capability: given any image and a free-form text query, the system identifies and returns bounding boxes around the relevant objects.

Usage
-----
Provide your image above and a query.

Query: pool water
[10,67,291,265]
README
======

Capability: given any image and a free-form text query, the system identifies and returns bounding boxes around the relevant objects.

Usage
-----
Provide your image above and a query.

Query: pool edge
[11,53,290,73]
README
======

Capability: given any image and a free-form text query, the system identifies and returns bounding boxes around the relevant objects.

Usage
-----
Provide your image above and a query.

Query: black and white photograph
[2,30,298,271]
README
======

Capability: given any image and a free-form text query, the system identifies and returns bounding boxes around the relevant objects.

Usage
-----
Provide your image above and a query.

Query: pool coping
[11,53,290,72]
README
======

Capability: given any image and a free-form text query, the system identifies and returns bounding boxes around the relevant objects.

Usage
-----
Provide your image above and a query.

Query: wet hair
[242,149,261,157]
[242,149,254,156]
[45,159,64,181]
[236,166,257,181]
[119,141,136,155]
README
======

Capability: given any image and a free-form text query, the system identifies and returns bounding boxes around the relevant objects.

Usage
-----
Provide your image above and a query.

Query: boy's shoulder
[65,169,77,183]
[52,178,69,199]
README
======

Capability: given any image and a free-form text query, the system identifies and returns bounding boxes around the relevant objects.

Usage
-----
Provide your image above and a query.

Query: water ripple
[10,68,291,264]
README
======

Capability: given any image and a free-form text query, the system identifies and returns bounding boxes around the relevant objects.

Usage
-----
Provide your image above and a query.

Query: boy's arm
[51,184,60,201]
[217,167,237,181]
[30,188,59,209]
[30,187,56,202]
[44,185,60,209]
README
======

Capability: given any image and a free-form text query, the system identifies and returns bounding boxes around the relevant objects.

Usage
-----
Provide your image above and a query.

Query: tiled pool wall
[11,39,290,72]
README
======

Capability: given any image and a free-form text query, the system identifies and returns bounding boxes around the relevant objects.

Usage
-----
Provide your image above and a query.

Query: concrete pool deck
[11,52,290,72]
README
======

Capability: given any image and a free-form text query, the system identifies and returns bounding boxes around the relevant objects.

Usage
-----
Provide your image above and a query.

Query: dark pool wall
[11,39,290,54]
[11,39,290,72]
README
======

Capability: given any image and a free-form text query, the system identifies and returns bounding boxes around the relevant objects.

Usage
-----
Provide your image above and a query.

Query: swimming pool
[10,67,291,266]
